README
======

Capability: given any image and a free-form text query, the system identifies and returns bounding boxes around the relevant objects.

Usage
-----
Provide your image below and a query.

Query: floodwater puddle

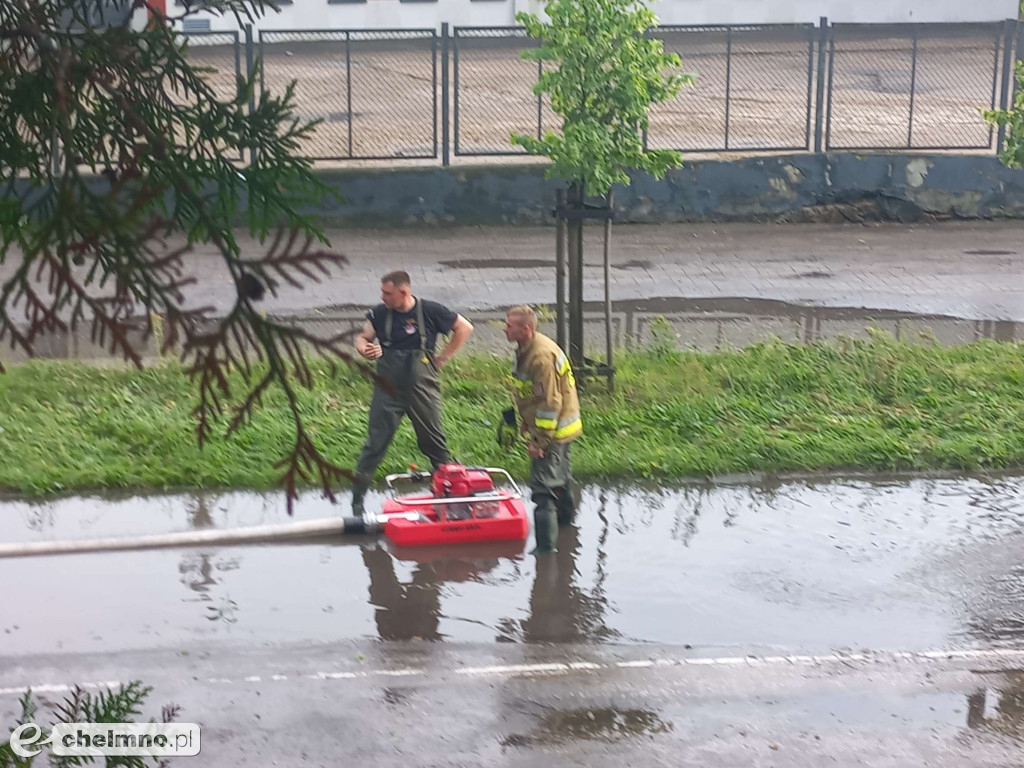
[1,473,1024,656]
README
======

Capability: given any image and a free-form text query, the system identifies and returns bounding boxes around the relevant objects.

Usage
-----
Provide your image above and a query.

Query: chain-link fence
[182,31,242,105]
[451,27,558,156]
[180,31,242,160]
[259,29,437,161]
[232,19,1021,162]
[825,23,1005,150]
[647,25,816,152]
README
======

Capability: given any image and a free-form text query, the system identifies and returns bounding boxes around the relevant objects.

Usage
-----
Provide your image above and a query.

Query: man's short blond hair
[506,305,537,329]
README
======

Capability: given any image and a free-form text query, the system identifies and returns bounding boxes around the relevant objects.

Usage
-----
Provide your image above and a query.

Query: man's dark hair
[381,270,411,288]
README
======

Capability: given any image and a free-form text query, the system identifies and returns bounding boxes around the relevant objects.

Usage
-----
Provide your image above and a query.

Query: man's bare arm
[355,320,382,360]
[435,315,473,368]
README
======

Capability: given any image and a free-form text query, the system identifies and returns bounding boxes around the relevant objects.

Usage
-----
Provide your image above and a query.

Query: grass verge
[3,333,1024,496]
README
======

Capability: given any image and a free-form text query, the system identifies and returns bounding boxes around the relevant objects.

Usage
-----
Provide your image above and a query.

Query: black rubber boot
[351,477,369,516]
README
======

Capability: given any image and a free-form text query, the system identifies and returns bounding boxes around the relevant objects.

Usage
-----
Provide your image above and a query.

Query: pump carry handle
[406,463,433,483]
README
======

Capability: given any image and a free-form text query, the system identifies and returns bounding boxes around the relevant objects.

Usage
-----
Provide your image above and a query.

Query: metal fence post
[567,182,585,371]
[907,27,918,148]
[998,18,1016,153]
[453,28,461,158]
[233,30,243,93]
[1014,20,1024,113]
[441,23,450,166]
[537,58,543,140]
[724,26,733,151]
[244,24,256,165]
[555,188,567,353]
[804,24,815,149]
[814,17,828,152]
[603,190,614,389]
[346,32,353,159]
[431,30,438,161]
[234,31,244,162]
[825,26,836,151]
[642,28,649,154]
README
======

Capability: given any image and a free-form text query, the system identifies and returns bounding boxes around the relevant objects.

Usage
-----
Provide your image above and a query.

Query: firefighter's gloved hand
[497,408,519,449]
[497,423,518,449]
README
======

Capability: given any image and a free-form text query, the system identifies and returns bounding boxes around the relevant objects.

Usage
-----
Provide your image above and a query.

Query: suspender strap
[381,300,430,353]
[416,299,428,354]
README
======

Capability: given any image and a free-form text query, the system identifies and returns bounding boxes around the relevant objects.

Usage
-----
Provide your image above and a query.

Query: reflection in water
[501,707,673,748]
[519,525,617,644]
[204,596,239,624]
[363,545,443,641]
[359,515,617,644]
[967,674,1024,742]
[18,502,55,533]
[178,495,242,624]
[382,687,410,707]
[362,540,523,641]
[940,478,1024,647]
[356,495,618,647]
[670,487,706,546]
[178,552,218,594]
[10,296,1024,364]
[186,494,215,529]
[494,490,617,644]
[177,551,242,624]
[965,564,1024,645]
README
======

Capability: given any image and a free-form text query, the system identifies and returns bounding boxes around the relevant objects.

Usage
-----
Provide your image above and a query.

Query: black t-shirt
[366,299,458,353]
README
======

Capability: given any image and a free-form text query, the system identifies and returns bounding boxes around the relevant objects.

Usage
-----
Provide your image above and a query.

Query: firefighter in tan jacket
[503,305,582,554]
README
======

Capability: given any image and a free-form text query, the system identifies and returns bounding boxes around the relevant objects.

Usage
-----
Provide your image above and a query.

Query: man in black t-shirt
[351,270,474,514]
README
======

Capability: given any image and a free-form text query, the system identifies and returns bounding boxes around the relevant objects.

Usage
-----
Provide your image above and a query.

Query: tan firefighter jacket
[511,332,582,449]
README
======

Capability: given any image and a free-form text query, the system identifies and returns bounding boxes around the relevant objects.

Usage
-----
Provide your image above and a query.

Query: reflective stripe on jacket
[511,332,582,448]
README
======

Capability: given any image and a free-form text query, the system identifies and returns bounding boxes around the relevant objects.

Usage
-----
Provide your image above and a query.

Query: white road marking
[3,648,1023,697]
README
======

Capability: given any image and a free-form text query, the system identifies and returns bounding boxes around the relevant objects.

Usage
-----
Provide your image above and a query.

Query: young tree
[512,0,692,195]
[512,0,692,374]
[1,0,358,510]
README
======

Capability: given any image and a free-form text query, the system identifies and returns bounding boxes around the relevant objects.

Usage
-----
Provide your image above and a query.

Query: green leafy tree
[513,0,693,195]
[983,3,1024,166]
[985,88,1024,167]
[0,0,361,510]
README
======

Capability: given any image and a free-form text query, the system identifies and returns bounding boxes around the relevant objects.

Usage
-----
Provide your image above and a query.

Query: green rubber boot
[530,503,558,555]
[554,487,576,527]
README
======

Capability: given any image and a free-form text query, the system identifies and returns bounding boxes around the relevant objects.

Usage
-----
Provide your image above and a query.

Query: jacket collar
[517,335,539,359]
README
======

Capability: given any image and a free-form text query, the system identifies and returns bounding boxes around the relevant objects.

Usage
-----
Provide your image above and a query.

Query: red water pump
[378,463,529,546]
[430,463,495,498]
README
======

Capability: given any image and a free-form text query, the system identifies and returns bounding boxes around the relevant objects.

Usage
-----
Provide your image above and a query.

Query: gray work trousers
[529,442,575,552]
[355,350,451,481]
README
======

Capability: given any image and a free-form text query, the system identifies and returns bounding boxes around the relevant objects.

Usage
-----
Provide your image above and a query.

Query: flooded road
[3,474,1024,766]
[2,473,1023,657]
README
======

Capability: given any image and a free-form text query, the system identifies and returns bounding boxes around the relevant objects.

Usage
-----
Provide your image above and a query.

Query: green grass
[4,332,1024,496]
